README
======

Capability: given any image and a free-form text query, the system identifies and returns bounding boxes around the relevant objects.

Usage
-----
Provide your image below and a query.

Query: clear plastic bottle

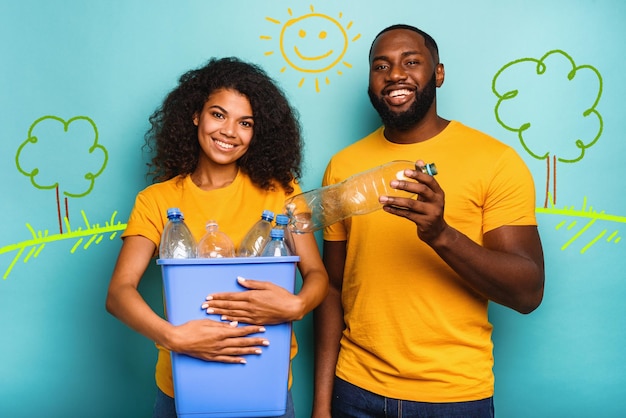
[159,208,197,259]
[197,220,235,258]
[236,210,275,257]
[274,214,296,255]
[260,228,292,257]
[284,160,437,234]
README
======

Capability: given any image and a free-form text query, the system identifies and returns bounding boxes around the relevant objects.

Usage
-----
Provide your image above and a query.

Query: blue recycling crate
[157,256,299,417]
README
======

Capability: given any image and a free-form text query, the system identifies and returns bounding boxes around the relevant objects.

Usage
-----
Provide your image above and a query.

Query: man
[312,24,544,417]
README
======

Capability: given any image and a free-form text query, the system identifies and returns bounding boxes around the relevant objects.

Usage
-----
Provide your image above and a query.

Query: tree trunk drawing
[544,155,557,208]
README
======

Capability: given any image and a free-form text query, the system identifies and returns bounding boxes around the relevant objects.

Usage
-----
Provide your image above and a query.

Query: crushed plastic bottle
[197,220,235,258]
[274,214,296,255]
[159,208,197,259]
[237,210,275,257]
[261,228,292,257]
[284,160,437,234]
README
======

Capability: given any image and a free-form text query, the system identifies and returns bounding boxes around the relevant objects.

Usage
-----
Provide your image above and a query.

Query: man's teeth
[389,89,412,98]
[215,139,234,149]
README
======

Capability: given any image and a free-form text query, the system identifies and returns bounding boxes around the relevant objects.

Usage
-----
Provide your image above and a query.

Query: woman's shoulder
[139,175,187,194]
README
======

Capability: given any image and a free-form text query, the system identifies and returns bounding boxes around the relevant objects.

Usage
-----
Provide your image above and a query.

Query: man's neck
[383,115,449,144]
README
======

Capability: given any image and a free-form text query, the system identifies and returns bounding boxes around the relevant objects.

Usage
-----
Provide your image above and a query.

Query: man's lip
[383,85,416,96]
[383,87,415,106]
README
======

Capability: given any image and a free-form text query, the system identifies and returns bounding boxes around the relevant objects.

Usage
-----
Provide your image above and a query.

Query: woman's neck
[190,162,239,191]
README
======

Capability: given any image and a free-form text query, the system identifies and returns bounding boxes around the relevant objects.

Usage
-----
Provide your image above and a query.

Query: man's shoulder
[329,126,384,162]
[447,121,508,147]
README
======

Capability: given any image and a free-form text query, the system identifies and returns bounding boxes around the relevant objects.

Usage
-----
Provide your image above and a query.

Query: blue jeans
[153,387,295,418]
[332,377,495,418]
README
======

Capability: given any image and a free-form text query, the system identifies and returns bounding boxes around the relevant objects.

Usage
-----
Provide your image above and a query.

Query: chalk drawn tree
[492,50,603,208]
[15,115,108,233]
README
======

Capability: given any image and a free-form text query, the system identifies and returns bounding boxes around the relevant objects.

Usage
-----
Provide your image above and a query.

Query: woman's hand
[201,277,304,325]
[168,318,269,364]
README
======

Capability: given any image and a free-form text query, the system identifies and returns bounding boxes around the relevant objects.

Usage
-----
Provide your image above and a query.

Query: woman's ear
[193,113,199,126]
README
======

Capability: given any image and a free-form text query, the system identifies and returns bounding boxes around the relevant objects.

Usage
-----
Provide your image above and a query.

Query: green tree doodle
[15,115,108,233]
[492,50,603,208]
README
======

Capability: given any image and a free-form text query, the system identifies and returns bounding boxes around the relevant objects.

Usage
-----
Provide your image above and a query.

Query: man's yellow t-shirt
[323,121,537,402]
[122,172,300,397]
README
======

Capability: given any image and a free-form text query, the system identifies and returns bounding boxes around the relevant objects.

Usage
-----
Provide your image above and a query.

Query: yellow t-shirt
[323,121,537,402]
[122,172,301,398]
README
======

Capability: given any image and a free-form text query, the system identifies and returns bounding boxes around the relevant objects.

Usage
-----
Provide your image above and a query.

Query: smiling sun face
[262,5,360,92]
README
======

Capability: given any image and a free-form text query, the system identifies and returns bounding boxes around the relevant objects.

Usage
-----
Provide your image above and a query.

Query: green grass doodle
[537,196,624,254]
[0,199,622,280]
[0,210,125,279]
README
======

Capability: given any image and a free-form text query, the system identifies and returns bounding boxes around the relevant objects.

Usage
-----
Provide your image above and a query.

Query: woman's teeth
[215,139,234,149]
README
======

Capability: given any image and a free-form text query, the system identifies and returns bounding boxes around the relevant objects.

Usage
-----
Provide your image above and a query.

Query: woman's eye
[212,112,224,119]
[240,121,253,128]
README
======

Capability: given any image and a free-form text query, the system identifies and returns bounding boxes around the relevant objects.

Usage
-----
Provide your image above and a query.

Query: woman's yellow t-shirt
[122,172,301,397]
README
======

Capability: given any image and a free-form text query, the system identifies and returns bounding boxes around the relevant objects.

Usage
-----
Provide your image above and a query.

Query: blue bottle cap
[270,228,285,239]
[166,207,183,219]
[275,214,289,225]
[261,210,275,221]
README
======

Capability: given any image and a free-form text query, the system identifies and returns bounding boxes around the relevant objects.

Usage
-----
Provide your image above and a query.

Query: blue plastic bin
[157,256,300,418]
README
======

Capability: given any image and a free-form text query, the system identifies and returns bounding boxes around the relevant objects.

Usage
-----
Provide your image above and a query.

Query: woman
[106,57,328,418]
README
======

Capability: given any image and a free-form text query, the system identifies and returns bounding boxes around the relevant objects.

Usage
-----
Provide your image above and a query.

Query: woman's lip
[214,138,235,149]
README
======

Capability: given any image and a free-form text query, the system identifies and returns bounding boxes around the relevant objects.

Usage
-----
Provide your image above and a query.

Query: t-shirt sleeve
[121,190,164,246]
[483,147,538,233]
[322,159,348,242]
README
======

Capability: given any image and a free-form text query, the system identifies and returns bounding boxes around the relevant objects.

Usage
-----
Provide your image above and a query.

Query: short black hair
[369,24,439,63]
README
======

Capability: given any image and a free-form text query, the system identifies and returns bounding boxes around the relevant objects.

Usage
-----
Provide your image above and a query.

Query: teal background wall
[1,1,625,416]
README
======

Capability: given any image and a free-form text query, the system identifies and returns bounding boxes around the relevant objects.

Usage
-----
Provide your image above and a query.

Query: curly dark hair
[144,57,302,194]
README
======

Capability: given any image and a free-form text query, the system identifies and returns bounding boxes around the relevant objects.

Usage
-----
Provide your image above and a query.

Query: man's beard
[367,72,437,131]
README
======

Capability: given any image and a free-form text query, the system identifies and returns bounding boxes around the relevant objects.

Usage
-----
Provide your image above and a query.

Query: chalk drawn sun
[261,4,361,93]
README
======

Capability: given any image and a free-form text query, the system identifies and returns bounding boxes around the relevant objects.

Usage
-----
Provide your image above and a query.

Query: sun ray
[266,17,281,25]
[298,78,305,88]
[264,51,274,56]
[260,35,272,40]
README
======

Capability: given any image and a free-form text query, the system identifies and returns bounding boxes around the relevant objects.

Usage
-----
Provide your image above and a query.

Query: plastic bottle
[284,160,437,234]
[197,220,235,258]
[159,208,197,259]
[236,210,275,257]
[274,214,296,255]
[260,228,292,257]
